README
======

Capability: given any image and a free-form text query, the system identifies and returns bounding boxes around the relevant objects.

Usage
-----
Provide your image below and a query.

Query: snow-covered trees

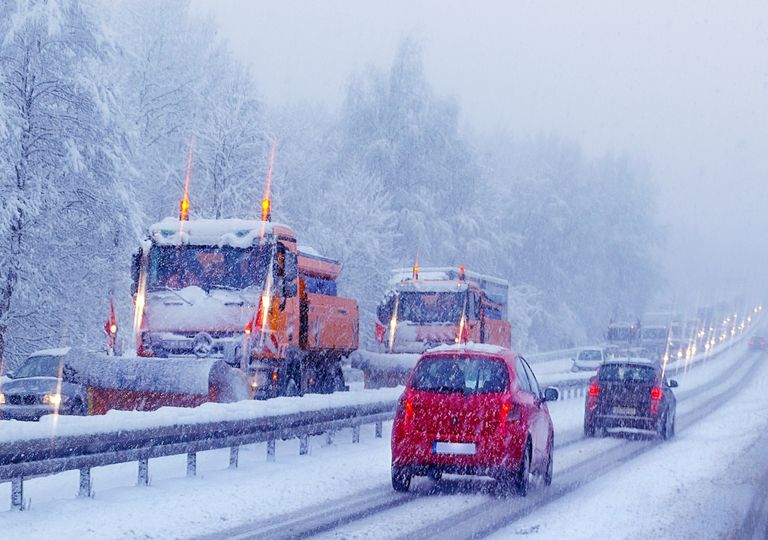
[0,0,129,370]
[338,38,485,267]
[332,40,659,349]
[0,0,270,369]
[0,4,660,367]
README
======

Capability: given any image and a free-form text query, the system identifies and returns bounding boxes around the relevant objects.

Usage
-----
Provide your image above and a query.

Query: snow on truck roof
[28,346,72,358]
[390,267,509,287]
[389,267,508,306]
[148,217,295,248]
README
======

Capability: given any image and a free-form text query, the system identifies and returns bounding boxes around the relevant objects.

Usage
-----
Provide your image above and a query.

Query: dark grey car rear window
[598,364,657,383]
[412,355,509,394]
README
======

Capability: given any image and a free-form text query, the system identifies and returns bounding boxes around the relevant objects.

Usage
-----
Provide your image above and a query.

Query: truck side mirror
[130,250,142,296]
[283,251,298,297]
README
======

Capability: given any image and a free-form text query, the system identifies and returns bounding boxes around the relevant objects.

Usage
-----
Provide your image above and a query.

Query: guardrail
[0,400,394,511]
[526,347,584,364]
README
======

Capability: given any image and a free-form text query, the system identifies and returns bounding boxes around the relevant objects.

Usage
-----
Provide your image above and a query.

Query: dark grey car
[583,358,677,439]
[0,349,88,421]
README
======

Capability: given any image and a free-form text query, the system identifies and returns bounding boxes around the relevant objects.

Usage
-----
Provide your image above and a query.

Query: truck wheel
[283,347,305,397]
[285,378,300,397]
[333,364,347,392]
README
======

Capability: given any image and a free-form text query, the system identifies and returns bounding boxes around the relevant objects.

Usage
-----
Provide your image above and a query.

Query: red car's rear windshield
[411,354,509,394]
[598,364,657,383]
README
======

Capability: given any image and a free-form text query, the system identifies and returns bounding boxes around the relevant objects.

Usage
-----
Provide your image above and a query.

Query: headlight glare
[44,393,64,406]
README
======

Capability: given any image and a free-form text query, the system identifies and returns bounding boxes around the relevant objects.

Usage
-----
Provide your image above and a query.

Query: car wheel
[516,442,532,497]
[658,412,668,440]
[584,421,596,438]
[544,445,553,486]
[669,414,676,439]
[391,465,412,492]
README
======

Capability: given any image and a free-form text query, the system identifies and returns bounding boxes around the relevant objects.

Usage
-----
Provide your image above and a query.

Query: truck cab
[374,267,511,354]
[131,217,358,397]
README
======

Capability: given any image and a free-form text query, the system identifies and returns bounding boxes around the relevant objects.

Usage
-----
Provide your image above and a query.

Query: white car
[571,348,606,371]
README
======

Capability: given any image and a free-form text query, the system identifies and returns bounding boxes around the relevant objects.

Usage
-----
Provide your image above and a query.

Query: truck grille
[8,395,39,405]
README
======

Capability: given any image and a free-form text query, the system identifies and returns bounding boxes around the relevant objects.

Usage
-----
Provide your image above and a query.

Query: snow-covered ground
[1,337,763,539]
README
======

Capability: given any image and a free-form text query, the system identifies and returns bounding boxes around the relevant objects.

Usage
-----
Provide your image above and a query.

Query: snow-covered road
[1,335,764,539]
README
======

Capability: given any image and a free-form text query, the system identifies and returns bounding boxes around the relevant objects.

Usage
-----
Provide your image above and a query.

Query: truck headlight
[0,393,5,404]
[43,393,65,406]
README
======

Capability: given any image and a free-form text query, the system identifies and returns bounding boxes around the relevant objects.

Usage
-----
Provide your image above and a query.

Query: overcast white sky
[192,0,768,304]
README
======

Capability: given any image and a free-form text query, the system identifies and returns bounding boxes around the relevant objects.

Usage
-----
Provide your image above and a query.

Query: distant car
[571,348,606,372]
[748,336,767,352]
[391,345,559,495]
[584,358,677,439]
[0,347,88,421]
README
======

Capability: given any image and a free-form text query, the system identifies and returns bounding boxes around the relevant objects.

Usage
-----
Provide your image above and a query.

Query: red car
[390,345,559,495]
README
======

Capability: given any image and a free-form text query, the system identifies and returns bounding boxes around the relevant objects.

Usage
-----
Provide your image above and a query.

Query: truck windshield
[146,245,270,292]
[608,326,634,341]
[642,328,669,340]
[387,291,464,324]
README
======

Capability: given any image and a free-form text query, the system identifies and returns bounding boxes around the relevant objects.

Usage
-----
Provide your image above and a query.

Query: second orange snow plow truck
[375,266,511,353]
[131,217,358,398]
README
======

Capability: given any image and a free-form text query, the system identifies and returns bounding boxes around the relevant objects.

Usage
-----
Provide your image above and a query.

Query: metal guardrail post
[267,439,276,462]
[186,452,197,477]
[138,458,149,486]
[352,425,360,444]
[375,421,383,438]
[229,446,239,469]
[78,468,92,498]
[11,477,24,510]
[299,435,309,455]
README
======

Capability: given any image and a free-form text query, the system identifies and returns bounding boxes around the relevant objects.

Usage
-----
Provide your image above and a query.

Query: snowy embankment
[0,387,403,445]
[0,332,760,539]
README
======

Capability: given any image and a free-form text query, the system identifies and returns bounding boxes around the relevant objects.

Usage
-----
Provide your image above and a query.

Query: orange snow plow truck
[353,266,511,387]
[131,217,358,398]
[375,266,511,352]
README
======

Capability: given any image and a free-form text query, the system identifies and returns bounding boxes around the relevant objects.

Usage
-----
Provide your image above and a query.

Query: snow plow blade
[349,350,421,389]
[66,355,250,415]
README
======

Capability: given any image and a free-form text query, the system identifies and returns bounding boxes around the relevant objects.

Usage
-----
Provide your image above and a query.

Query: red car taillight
[650,386,663,415]
[501,402,521,422]
[587,383,599,410]
[396,397,413,422]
